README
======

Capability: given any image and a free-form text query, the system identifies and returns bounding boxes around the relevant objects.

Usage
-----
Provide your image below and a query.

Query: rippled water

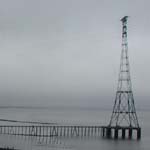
[0,107,148,150]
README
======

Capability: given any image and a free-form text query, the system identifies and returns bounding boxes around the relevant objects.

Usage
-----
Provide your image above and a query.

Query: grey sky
[0,0,149,108]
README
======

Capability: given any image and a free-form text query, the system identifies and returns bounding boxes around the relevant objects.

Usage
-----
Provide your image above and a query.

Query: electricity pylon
[109,16,139,128]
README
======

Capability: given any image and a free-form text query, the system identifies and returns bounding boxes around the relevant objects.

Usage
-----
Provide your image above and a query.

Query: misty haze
[0,0,149,109]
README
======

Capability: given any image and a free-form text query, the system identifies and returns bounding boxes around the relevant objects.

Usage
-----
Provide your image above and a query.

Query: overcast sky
[0,0,149,108]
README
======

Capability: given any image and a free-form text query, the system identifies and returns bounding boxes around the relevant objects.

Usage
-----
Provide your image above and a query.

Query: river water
[0,107,148,150]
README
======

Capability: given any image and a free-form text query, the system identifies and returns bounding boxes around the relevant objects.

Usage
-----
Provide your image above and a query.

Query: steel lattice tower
[109,16,139,128]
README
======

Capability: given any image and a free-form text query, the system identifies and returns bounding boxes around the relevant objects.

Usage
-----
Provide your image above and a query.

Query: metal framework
[109,16,139,128]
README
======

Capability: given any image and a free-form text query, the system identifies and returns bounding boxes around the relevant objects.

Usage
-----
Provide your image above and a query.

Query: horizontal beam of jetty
[0,125,141,139]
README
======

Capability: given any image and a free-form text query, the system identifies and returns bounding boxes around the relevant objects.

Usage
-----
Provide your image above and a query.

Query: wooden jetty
[0,125,141,139]
[0,125,102,137]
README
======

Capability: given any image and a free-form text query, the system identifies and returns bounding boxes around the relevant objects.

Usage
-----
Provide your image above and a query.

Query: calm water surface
[0,107,148,150]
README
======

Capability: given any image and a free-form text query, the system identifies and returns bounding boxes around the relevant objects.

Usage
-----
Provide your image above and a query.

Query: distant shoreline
[0,105,147,111]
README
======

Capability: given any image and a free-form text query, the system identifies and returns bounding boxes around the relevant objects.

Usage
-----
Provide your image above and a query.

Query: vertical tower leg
[129,128,132,139]
[122,128,126,139]
[106,127,111,138]
[114,128,118,139]
[137,128,141,140]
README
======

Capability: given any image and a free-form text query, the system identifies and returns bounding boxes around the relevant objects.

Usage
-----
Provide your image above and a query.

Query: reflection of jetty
[0,125,141,139]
